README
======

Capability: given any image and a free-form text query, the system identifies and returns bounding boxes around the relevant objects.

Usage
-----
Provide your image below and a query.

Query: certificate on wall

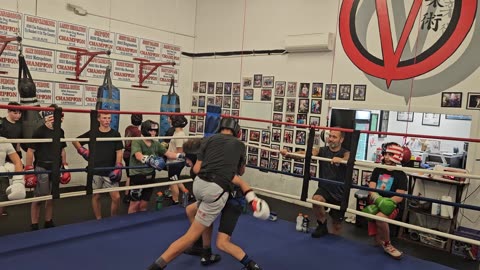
[23,15,57,44]
[24,47,55,73]
[0,77,19,103]
[88,28,114,51]
[54,82,83,106]
[0,9,23,36]
[83,85,98,107]
[422,113,441,126]
[34,81,54,104]
[57,22,87,47]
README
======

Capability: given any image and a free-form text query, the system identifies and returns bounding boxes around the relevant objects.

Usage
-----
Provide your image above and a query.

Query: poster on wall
[57,22,87,48]
[85,57,109,78]
[54,82,83,106]
[23,15,57,43]
[139,38,161,61]
[55,51,77,75]
[24,47,55,73]
[84,85,98,107]
[0,77,18,103]
[159,67,178,86]
[112,60,136,82]
[114,33,139,57]
[140,66,160,85]
[0,9,23,36]
[34,81,54,104]
[88,28,114,51]
[0,42,18,70]
[161,43,181,65]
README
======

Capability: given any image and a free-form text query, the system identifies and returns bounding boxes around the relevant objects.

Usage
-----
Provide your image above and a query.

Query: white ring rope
[0,178,193,208]
[253,187,480,247]
[0,135,203,144]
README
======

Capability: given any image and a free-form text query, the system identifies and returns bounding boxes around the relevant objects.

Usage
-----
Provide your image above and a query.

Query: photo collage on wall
[191,76,368,175]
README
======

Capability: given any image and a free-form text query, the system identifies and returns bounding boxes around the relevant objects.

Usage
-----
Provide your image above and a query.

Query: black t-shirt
[0,117,22,139]
[197,133,246,192]
[78,129,123,176]
[30,125,67,165]
[317,146,349,201]
[369,167,408,198]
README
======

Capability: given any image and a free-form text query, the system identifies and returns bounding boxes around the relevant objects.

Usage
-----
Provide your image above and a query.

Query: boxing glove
[245,190,270,220]
[60,163,71,184]
[109,162,123,183]
[142,155,166,170]
[77,146,89,161]
[371,192,396,216]
[6,175,26,200]
[362,204,379,216]
[0,162,15,176]
[24,165,37,188]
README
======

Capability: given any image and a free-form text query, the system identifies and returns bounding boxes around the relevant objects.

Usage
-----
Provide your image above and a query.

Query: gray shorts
[34,166,51,197]
[193,177,229,227]
[0,176,8,202]
[92,175,119,190]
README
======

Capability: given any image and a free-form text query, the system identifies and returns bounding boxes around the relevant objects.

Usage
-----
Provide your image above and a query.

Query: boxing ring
[0,104,479,270]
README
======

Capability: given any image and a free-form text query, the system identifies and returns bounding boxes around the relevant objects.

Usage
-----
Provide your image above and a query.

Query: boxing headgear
[218,118,241,137]
[131,114,143,126]
[141,120,159,137]
[382,142,403,164]
[170,115,188,128]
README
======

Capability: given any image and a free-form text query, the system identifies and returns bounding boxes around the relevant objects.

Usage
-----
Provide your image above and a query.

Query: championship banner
[23,15,57,44]
[84,85,98,107]
[112,60,136,82]
[54,82,83,106]
[24,46,55,73]
[159,67,178,86]
[0,77,18,102]
[88,28,114,51]
[139,38,161,61]
[34,81,54,104]
[114,33,139,57]
[57,21,87,48]
[0,41,18,70]
[161,43,181,66]
[86,57,109,78]
[55,51,77,75]
[0,9,22,36]
[141,66,159,85]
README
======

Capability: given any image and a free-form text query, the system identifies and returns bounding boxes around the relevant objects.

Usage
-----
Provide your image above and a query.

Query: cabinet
[398,173,469,251]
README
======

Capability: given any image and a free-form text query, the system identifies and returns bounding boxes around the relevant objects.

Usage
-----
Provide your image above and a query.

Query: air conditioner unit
[284,33,335,53]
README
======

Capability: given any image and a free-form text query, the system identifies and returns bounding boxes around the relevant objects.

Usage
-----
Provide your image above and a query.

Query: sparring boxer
[364,142,407,259]
[0,102,23,216]
[182,136,263,270]
[165,115,189,204]
[280,128,349,237]
[26,104,69,230]
[128,120,183,213]
[123,114,143,204]
[72,113,123,220]
[148,118,269,270]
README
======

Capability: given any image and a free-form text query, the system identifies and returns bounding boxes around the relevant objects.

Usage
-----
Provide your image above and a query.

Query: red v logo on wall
[339,0,477,88]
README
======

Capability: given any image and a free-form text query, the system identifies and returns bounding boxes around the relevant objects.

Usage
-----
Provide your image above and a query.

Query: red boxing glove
[77,146,89,161]
[109,162,123,183]
[24,165,37,188]
[60,163,71,184]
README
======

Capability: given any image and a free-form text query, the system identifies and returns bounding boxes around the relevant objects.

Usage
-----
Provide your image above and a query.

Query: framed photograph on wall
[197,121,204,133]
[224,82,232,95]
[249,130,260,142]
[261,89,272,101]
[261,130,271,144]
[310,99,322,114]
[286,98,296,113]
[243,89,253,100]
[287,82,297,97]
[232,83,241,95]
[466,92,480,109]
[298,99,309,113]
[272,113,283,127]
[215,82,223,94]
[275,81,286,96]
[361,170,372,186]
[441,92,462,108]
[397,111,414,122]
[242,77,252,88]
[270,144,280,158]
[262,76,274,88]
[207,82,215,94]
[299,83,310,97]
[312,83,323,98]
[232,96,240,109]
[199,81,206,93]
[253,74,262,88]
[269,158,279,170]
[325,84,337,100]
[272,128,282,143]
[352,169,359,185]
[309,116,320,126]
[353,84,367,101]
[283,129,294,144]
[281,160,291,173]
[193,82,199,93]
[338,84,351,100]
[295,130,306,145]
[241,128,248,142]
[197,109,205,120]
[273,98,284,112]
[422,113,441,126]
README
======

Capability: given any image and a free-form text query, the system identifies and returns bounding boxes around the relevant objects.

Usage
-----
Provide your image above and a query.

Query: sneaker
[242,260,262,270]
[31,223,39,231]
[44,220,55,229]
[311,223,328,238]
[200,254,221,266]
[382,241,402,259]
[147,263,164,270]
[184,246,203,256]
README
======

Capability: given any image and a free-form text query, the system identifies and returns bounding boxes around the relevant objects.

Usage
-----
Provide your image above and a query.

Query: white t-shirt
[167,130,186,157]
[0,137,16,166]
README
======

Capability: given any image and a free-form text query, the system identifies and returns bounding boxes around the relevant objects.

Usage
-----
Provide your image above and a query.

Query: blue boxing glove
[109,162,123,183]
[142,155,166,170]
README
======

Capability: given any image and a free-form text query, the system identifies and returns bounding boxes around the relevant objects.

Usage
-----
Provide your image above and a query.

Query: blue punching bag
[204,105,221,138]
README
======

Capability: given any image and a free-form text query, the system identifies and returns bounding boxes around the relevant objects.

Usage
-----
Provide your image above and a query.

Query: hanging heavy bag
[160,77,180,136]
[96,66,120,131]
[204,105,221,138]
[18,54,43,151]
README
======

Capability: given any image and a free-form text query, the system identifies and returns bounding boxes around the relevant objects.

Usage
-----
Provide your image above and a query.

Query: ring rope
[0,178,193,208]
[0,135,203,144]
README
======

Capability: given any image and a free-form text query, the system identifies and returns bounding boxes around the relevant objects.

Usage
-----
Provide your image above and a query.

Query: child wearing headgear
[364,142,408,259]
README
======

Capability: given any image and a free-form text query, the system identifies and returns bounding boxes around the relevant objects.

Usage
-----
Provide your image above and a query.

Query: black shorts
[314,188,344,222]
[167,162,185,179]
[130,173,155,202]
[218,198,243,236]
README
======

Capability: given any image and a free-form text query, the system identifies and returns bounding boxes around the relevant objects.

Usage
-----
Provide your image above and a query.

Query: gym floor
[0,182,478,270]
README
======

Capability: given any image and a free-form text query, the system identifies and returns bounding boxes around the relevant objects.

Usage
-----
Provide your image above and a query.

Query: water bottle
[155,192,164,211]
[302,215,310,233]
[296,213,304,231]
[181,189,190,208]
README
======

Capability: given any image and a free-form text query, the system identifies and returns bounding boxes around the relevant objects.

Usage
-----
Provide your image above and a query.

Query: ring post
[300,126,316,201]
[50,107,63,199]
[340,130,360,215]
[86,110,99,196]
